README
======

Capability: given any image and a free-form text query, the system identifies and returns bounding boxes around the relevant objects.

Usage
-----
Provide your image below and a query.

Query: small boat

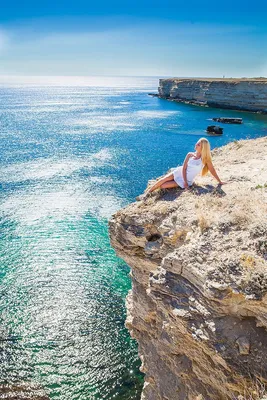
[206,125,223,135]
[212,117,243,124]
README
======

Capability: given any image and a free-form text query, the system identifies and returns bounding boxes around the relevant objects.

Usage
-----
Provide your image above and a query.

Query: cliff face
[109,137,267,400]
[158,78,267,113]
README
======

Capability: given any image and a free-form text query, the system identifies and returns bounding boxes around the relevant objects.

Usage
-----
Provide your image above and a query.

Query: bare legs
[148,173,179,193]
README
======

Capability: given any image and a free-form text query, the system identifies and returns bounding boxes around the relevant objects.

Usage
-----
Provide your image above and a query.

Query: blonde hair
[199,138,212,176]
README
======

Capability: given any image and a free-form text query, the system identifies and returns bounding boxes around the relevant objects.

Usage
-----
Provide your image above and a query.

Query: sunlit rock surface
[109,137,267,400]
[158,78,267,113]
[0,382,49,400]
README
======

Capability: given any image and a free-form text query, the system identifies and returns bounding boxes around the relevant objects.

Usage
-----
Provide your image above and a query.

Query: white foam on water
[70,114,136,132]
[0,159,91,183]
[89,176,113,184]
[136,110,180,118]
[92,148,113,161]
[0,149,113,183]
[25,105,102,113]
[1,182,123,226]
[0,147,123,226]
[87,193,124,220]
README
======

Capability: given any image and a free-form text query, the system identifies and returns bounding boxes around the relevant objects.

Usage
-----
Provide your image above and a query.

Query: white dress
[173,156,203,188]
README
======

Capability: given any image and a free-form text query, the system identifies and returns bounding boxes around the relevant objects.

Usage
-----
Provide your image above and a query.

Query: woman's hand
[207,161,225,185]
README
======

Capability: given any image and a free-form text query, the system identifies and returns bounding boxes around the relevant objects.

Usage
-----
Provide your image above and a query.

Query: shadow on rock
[191,183,226,197]
[152,184,226,202]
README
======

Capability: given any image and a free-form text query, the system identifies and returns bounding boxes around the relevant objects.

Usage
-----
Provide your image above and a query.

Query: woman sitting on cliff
[148,137,224,193]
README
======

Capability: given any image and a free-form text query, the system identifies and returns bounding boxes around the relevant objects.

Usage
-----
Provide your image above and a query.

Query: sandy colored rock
[109,136,267,400]
[158,78,267,113]
[0,382,49,400]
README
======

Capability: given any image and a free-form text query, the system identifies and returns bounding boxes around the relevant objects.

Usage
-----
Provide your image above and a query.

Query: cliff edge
[109,137,267,400]
[158,78,267,113]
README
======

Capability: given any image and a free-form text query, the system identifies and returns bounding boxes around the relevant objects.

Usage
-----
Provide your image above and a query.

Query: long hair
[199,138,212,176]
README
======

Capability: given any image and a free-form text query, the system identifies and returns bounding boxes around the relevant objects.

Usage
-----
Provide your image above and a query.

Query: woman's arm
[182,153,193,188]
[207,161,224,184]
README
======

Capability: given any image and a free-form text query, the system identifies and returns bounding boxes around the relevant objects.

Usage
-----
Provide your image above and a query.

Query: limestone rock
[236,336,250,355]
[0,382,49,399]
[109,137,267,400]
[158,78,267,113]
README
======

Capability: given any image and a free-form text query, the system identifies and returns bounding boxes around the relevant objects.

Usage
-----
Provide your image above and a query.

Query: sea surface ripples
[0,76,266,399]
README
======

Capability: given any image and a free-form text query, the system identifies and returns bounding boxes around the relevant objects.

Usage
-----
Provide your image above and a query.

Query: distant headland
[155,77,267,113]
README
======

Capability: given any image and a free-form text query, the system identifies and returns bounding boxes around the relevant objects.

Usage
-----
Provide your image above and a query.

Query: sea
[0,76,266,400]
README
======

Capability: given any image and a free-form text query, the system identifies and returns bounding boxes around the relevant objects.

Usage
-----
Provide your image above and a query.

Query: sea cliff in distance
[157,77,267,113]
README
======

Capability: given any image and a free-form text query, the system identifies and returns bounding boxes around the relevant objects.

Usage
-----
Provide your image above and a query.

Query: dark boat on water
[206,125,223,135]
[212,117,243,124]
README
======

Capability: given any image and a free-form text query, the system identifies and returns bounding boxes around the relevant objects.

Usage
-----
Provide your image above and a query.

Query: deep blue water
[0,76,266,400]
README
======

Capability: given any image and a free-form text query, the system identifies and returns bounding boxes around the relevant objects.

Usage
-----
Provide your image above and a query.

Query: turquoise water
[0,76,267,400]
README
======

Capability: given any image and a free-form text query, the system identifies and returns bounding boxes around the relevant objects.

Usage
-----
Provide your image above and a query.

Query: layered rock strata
[158,78,267,113]
[109,137,267,400]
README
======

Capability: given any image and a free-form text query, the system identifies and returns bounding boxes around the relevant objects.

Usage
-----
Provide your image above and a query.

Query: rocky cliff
[158,78,267,113]
[109,137,267,400]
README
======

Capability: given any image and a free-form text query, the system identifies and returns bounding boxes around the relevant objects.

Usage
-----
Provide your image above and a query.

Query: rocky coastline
[156,78,267,113]
[109,136,267,400]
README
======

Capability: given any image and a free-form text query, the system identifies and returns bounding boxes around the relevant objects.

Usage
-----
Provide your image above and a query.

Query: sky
[0,0,267,77]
